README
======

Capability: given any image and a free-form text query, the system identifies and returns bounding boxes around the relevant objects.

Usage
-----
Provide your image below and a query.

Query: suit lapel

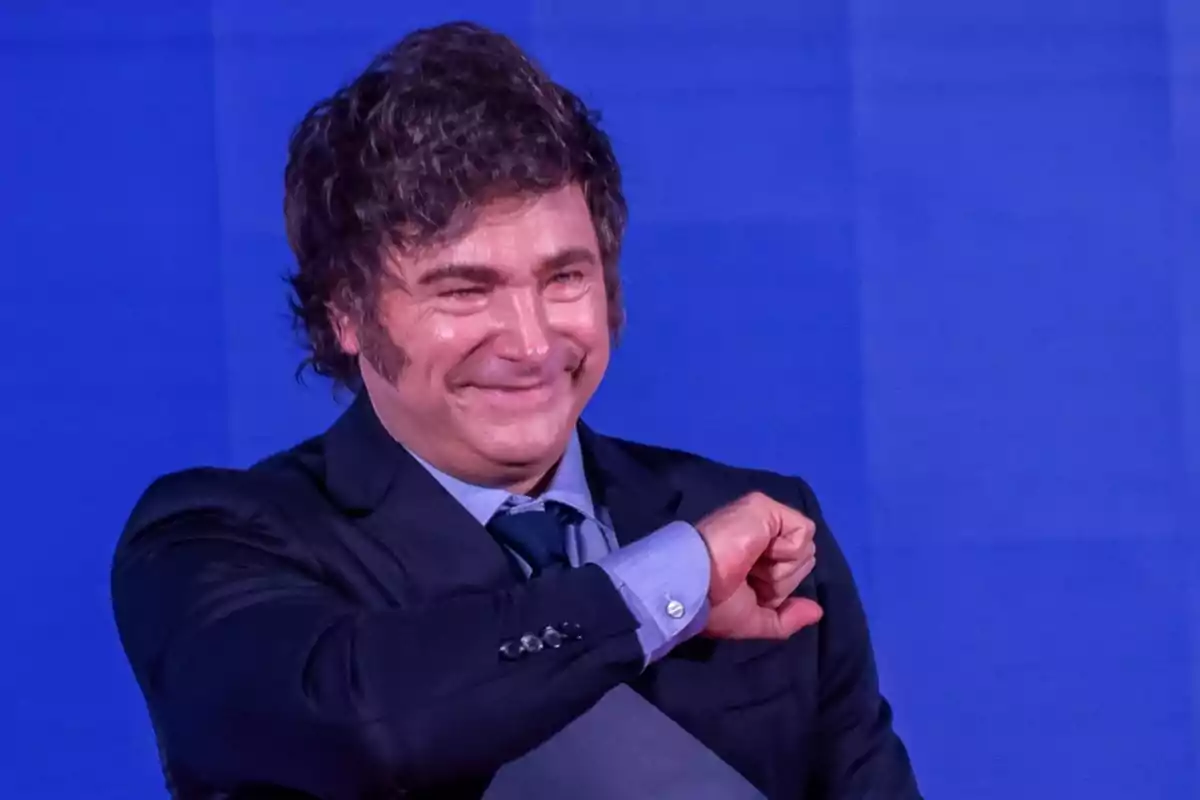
[576,422,684,547]
[322,392,514,602]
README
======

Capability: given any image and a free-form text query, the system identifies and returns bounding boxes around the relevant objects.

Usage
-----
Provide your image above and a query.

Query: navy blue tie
[487,502,573,578]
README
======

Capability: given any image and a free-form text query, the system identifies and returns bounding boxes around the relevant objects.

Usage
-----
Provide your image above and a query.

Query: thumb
[771,597,824,637]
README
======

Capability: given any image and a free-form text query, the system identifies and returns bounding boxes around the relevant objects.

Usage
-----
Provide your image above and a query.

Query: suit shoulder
[126,466,263,527]
[120,439,324,543]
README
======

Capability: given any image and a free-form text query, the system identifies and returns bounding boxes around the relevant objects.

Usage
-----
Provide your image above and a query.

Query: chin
[475,414,574,467]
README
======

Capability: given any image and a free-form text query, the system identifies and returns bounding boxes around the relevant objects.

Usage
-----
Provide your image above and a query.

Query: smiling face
[336,184,612,492]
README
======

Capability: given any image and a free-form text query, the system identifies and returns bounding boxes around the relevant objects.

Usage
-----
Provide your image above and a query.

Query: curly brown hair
[283,21,628,389]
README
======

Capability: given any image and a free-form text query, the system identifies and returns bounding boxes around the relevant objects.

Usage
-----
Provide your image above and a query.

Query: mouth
[474,381,552,391]
[463,381,560,408]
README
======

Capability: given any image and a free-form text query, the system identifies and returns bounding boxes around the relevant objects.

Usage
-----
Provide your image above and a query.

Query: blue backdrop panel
[1,4,230,796]
[0,1,1196,798]
[1167,0,1200,777]
[850,4,1194,796]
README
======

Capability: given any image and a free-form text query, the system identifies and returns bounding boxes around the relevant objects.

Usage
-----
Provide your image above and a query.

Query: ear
[329,304,361,356]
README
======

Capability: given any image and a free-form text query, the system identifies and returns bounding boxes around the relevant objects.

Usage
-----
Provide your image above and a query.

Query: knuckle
[742,490,768,508]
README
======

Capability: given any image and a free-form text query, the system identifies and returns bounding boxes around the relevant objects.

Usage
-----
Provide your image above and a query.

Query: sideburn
[358,315,409,384]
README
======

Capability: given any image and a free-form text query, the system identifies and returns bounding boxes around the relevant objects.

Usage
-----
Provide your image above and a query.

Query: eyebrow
[415,263,500,287]
[537,247,598,275]
[415,247,599,287]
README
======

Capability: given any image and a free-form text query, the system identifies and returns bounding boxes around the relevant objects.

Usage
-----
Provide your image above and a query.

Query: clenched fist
[694,492,822,640]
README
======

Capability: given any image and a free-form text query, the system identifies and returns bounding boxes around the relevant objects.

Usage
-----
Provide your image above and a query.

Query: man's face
[339,184,612,489]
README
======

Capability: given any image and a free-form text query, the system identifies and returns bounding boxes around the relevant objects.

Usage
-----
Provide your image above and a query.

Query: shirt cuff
[596,521,711,666]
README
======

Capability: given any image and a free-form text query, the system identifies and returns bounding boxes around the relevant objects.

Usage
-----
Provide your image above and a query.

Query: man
[112,21,919,800]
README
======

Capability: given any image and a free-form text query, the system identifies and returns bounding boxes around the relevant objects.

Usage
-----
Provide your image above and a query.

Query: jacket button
[540,626,564,648]
[520,633,544,653]
[499,640,524,661]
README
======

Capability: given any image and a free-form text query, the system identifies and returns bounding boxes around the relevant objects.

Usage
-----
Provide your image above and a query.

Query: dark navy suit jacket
[111,393,920,799]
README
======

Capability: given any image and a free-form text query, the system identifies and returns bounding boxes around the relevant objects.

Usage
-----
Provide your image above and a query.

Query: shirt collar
[406,429,597,525]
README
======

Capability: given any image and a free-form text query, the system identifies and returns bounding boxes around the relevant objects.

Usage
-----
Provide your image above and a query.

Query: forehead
[403,184,599,279]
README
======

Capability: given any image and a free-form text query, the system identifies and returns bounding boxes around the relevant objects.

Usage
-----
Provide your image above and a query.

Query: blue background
[2,1,1197,797]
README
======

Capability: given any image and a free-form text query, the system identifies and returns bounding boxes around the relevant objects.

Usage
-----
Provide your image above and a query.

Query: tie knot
[487,502,573,577]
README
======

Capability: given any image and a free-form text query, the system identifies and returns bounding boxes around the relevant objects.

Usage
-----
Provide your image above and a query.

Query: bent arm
[112,496,645,797]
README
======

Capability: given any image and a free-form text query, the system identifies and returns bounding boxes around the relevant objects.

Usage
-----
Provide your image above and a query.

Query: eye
[440,287,488,300]
[549,270,585,284]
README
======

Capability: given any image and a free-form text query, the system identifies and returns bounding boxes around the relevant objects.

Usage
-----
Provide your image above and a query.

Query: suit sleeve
[111,470,645,798]
[795,479,922,799]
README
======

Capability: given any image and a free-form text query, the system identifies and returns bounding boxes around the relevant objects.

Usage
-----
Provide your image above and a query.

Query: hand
[749,511,816,609]
[694,492,823,640]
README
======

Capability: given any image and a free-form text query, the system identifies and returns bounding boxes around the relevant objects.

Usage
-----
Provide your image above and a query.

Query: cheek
[396,315,489,383]
[429,316,467,348]
[552,291,610,343]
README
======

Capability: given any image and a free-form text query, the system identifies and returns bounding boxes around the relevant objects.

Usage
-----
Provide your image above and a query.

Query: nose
[495,287,551,362]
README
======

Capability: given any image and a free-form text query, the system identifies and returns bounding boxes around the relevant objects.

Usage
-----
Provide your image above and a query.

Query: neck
[508,463,558,497]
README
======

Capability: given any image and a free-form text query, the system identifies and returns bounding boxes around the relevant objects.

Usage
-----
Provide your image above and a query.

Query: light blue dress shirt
[408,431,711,664]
